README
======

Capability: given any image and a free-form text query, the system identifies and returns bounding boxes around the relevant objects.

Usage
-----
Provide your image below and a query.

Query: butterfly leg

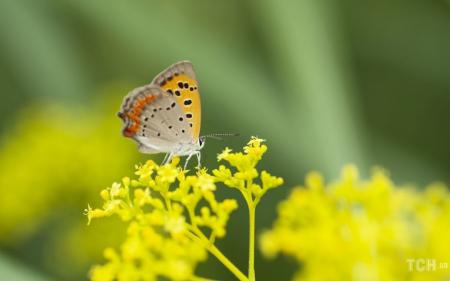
[162,152,174,165]
[184,153,194,170]
[161,153,170,165]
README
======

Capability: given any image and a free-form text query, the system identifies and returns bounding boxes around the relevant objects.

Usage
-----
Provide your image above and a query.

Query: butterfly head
[199,137,206,149]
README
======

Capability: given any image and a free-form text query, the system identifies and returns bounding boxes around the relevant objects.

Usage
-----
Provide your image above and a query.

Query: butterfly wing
[118,85,192,154]
[151,61,201,141]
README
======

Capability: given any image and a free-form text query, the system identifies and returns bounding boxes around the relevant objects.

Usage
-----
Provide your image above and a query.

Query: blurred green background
[0,0,449,280]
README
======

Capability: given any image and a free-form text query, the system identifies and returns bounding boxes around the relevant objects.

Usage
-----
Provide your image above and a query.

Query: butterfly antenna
[201,133,240,141]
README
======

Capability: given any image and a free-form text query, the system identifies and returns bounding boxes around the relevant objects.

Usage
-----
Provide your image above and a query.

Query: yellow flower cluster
[213,137,283,206]
[87,157,238,281]
[260,165,450,281]
[87,137,284,281]
[213,137,284,281]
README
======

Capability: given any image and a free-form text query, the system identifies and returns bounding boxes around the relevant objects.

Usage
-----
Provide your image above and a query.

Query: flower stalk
[248,203,256,281]
[203,239,248,281]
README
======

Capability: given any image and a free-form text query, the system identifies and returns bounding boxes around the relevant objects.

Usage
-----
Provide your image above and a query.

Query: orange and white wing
[151,61,201,141]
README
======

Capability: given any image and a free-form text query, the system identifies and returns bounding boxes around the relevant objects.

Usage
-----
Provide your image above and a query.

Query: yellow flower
[194,170,216,192]
[261,170,284,190]
[85,205,110,225]
[213,136,282,204]
[216,137,267,173]
[156,164,179,185]
[243,137,267,164]
[109,182,124,198]
[261,166,450,281]
[164,215,186,236]
[135,160,157,185]
[217,147,232,161]
[305,171,323,191]
[100,189,110,201]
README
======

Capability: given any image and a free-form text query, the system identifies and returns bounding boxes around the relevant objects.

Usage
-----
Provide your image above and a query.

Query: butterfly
[118,61,205,168]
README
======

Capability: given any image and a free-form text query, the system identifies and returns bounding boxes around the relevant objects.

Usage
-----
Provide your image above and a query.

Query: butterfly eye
[199,138,205,148]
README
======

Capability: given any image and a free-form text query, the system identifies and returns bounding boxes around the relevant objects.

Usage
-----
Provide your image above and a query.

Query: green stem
[204,241,249,281]
[248,203,256,281]
[186,228,248,281]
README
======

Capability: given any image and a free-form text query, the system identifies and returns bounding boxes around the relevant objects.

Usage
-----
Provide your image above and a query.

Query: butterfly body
[118,61,204,167]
